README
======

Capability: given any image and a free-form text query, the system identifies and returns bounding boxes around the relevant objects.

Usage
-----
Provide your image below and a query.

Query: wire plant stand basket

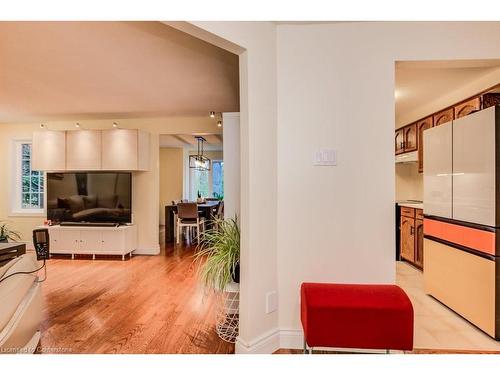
[215,282,240,343]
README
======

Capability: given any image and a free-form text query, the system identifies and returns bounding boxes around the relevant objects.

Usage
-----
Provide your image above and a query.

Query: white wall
[395,163,423,201]
[275,22,500,347]
[171,21,279,354]
[222,112,240,219]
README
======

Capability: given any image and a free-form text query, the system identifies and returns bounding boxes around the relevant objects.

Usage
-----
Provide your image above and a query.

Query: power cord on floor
[0,259,46,284]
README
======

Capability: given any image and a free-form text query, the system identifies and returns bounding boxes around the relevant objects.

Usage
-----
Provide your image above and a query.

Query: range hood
[395,151,418,164]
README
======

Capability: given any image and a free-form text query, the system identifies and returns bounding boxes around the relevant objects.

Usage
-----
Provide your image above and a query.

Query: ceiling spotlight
[209,111,215,118]
[75,122,80,128]
[113,122,118,128]
[217,120,222,128]
[39,124,45,129]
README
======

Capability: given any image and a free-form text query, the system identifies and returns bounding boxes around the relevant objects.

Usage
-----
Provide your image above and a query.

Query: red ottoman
[300,283,413,352]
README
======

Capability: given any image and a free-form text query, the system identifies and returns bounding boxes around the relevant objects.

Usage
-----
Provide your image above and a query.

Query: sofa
[0,254,43,353]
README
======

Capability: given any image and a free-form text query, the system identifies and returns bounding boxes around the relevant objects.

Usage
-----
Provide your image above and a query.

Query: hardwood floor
[38,229,235,354]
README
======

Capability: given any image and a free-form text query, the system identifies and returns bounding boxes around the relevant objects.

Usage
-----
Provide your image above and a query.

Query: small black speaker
[33,229,50,261]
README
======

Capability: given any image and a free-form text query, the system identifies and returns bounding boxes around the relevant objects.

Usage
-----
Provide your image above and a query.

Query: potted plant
[0,221,21,243]
[194,217,240,342]
[194,217,240,289]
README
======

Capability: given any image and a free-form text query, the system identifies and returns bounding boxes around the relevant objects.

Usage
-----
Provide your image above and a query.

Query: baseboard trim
[235,328,280,354]
[279,329,304,350]
[133,244,160,255]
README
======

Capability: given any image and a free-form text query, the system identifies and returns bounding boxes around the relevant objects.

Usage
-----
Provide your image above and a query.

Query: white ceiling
[159,133,223,151]
[0,22,239,123]
[395,59,500,125]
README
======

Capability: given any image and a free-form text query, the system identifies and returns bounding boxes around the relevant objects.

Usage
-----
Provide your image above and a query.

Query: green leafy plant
[194,217,240,291]
[0,221,21,242]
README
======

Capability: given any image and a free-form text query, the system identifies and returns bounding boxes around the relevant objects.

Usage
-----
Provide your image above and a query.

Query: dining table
[164,201,221,243]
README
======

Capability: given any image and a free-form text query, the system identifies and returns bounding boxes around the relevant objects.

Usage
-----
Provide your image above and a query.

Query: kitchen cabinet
[399,206,424,268]
[395,128,405,154]
[482,93,500,109]
[416,116,433,173]
[66,130,102,170]
[403,123,417,152]
[400,215,415,263]
[414,219,424,268]
[454,97,481,119]
[32,130,66,171]
[433,107,454,127]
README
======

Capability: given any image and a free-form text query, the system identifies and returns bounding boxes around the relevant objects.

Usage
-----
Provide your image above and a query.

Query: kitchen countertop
[397,201,424,210]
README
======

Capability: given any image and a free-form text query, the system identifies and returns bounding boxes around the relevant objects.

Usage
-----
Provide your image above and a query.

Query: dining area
[164,200,224,244]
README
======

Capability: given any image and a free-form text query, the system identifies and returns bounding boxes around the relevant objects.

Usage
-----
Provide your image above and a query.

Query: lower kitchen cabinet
[399,207,424,269]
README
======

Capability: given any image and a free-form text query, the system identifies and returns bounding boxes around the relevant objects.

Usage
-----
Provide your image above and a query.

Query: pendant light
[189,136,211,171]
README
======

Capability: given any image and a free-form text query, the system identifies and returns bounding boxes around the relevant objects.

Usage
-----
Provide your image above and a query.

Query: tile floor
[396,261,500,351]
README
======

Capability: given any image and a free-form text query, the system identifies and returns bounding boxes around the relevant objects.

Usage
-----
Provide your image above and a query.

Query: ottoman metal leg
[303,339,307,354]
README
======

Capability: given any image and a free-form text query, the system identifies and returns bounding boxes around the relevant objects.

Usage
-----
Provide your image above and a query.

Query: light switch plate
[313,149,337,166]
[265,291,278,314]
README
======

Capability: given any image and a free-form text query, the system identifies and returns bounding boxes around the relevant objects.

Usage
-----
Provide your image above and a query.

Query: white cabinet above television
[101,129,150,171]
[32,130,66,171]
[66,130,102,170]
[32,129,150,172]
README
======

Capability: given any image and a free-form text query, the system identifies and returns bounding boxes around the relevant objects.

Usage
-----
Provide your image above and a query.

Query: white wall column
[222,112,240,219]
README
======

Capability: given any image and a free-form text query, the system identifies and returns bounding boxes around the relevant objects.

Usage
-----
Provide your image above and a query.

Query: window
[12,141,45,215]
[189,159,224,200]
[212,161,224,199]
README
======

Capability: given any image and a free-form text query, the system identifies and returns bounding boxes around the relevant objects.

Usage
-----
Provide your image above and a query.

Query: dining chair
[176,202,205,244]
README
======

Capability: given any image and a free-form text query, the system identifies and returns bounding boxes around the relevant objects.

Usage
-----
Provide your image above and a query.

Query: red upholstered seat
[301,283,414,351]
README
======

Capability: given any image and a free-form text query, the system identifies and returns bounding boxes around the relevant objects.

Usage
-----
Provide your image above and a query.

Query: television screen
[47,172,132,224]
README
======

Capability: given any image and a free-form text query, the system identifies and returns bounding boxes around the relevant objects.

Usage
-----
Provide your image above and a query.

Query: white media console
[40,224,137,260]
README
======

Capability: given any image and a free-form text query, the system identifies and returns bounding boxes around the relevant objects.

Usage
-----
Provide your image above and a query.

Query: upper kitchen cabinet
[417,116,433,173]
[403,123,417,152]
[452,106,497,226]
[454,97,481,119]
[395,128,405,154]
[66,130,102,170]
[423,121,453,219]
[32,131,66,171]
[482,93,500,109]
[395,123,416,154]
[433,107,454,127]
[101,129,150,171]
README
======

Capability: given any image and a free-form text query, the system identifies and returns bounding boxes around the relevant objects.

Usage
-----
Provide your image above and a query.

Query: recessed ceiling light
[209,111,215,118]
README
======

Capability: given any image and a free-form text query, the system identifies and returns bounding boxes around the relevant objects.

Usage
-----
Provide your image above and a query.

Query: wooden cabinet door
[417,116,433,173]
[482,93,500,109]
[414,219,424,268]
[404,123,417,152]
[454,97,480,119]
[433,108,454,127]
[400,216,415,263]
[395,128,405,154]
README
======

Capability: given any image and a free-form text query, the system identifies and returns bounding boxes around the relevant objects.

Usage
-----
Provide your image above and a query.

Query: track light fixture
[75,122,80,128]
[40,124,45,129]
[217,120,222,128]
[113,122,118,128]
[209,111,215,118]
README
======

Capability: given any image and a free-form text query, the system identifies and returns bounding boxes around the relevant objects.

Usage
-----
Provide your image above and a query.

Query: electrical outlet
[266,291,278,314]
[313,148,337,166]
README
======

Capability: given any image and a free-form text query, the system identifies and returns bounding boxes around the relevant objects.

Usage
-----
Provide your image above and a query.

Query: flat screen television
[47,172,132,224]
